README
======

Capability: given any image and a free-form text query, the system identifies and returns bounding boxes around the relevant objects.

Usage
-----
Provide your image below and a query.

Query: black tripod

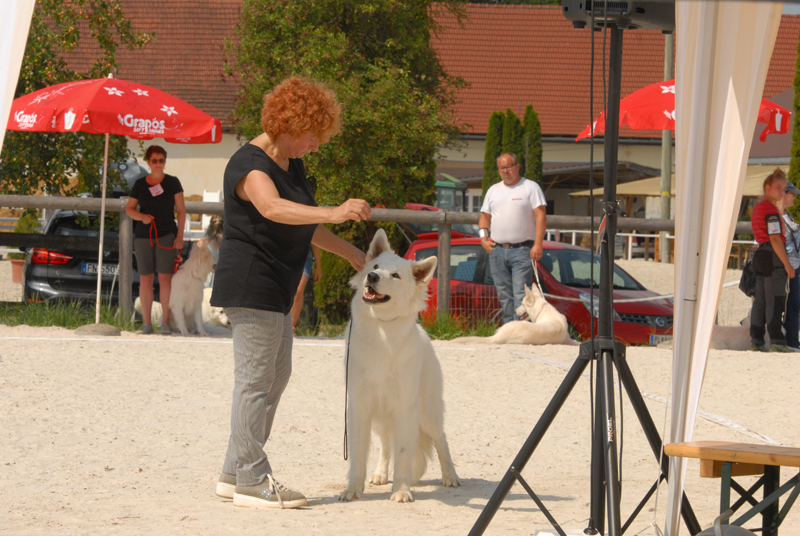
[468,25,701,536]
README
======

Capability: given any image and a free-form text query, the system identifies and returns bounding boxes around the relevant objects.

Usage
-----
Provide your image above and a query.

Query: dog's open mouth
[362,286,391,304]
[519,312,529,321]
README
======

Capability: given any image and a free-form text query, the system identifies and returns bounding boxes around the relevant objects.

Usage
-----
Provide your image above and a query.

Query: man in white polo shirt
[479,153,547,324]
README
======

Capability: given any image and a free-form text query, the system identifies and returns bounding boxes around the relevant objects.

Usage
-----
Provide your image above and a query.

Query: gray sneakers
[138,324,153,335]
[215,472,236,499]
[233,474,307,509]
[160,324,171,335]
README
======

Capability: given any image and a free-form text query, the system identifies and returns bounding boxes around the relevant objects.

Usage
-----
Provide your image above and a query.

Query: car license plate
[649,334,672,345]
[82,262,118,275]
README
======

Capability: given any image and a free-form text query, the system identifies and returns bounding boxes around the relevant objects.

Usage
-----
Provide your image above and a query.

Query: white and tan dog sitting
[339,229,460,503]
[452,284,579,345]
[168,216,223,336]
[135,288,230,336]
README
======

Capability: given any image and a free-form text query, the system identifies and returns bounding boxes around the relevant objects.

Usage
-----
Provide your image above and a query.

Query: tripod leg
[600,347,622,536]
[469,354,591,536]
[587,362,605,535]
[615,353,702,534]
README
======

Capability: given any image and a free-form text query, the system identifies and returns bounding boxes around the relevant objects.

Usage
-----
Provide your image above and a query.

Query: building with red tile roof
[430,4,800,140]
[61,1,799,212]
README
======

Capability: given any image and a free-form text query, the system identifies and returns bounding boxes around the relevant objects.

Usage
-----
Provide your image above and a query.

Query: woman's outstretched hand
[331,199,371,224]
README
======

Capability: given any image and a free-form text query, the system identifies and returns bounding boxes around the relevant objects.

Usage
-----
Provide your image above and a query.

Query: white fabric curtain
[665,2,783,535]
[0,0,36,151]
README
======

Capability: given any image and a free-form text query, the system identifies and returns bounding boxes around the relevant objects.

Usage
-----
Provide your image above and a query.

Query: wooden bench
[665,441,800,536]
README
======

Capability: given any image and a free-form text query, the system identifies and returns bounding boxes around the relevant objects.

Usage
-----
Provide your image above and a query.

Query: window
[471,194,482,213]
[52,216,118,238]
[542,249,643,290]
[415,244,484,282]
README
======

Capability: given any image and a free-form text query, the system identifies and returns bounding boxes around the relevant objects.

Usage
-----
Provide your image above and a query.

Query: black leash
[343,319,353,460]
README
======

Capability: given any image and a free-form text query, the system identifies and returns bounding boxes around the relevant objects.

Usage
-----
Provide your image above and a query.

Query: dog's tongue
[519,312,529,321]
[364,288,385,300]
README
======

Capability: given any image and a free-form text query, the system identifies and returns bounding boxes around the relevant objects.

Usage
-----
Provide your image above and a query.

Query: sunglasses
[149,157,166,164]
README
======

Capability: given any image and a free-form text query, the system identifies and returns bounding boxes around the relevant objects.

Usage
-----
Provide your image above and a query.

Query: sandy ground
[1,259,797,536]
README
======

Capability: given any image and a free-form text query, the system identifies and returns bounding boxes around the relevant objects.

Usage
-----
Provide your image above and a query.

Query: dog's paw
[370,472,388,485]
[339,489,362,502]
[442,474,461,488]
[390,490,414,503]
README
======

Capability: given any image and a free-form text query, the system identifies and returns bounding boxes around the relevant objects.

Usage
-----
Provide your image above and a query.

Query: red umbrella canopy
[7,77,221,144]
[576,79,790,142]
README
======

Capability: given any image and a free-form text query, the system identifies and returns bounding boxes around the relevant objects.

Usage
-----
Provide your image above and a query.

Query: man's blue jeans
[783,271,800,348]
[489,245,534,324]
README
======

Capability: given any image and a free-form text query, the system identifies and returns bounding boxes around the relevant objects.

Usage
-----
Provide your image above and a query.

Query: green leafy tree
[501,108,525,174]
[468,0,559,4]
[522,104,543,184]
[789,25,800,221]
[227,0,465,323]
[482,111,504,196]
[0,0,152,196]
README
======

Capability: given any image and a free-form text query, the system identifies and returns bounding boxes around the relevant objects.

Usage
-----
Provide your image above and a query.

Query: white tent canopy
[0,0,35,150]
[569,164,781,198]
[665,2,784,535]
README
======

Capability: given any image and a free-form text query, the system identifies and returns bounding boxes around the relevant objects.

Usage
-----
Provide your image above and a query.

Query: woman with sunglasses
[125,145,186,335]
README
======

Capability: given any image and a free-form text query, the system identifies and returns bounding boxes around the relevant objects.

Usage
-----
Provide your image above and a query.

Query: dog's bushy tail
[413,430,435,484]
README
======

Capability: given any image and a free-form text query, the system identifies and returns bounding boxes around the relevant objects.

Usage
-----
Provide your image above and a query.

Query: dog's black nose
[367,272,380,285]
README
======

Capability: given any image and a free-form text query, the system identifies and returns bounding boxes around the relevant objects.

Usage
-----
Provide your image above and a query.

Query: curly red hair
[261,77,341,144]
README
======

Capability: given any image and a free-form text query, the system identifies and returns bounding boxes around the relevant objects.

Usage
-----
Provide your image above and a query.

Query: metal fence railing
[0,194,755,323]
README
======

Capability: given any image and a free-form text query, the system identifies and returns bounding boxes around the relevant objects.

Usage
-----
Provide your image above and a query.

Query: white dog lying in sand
[339,229,460,503]
[659,314,783,352]
[452,284,578,346]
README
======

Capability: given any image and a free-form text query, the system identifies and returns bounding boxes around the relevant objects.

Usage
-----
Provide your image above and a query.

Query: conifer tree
[788,25,800,220]
[482,111,504,196]
[523,104,543,183]
[501,109,525,175]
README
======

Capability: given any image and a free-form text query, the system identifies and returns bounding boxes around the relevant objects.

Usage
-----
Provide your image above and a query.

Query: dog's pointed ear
[365,228,391,264]
[412,256,437,285]
[524,284,532,297]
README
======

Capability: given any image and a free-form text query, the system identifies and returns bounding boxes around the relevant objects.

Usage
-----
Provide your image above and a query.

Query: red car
[404,237,674,346]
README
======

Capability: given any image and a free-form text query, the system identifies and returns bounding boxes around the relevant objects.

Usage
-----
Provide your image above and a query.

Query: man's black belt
[495,240,534,249]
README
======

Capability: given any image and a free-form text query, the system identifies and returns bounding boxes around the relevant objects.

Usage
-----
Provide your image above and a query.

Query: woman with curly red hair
[210,77,370,509]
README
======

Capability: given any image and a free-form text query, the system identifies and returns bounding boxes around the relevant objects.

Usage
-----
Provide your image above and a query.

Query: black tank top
[210,142,317,313]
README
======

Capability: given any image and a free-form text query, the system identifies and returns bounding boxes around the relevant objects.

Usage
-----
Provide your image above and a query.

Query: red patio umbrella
[575,79,790,142]
[7,74,222,323]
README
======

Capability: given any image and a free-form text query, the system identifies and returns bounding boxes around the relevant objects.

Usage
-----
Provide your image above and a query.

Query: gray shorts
[134,234,177,275]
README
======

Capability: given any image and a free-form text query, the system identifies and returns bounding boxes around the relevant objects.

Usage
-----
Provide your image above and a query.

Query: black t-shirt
[210,143,318,313]
[130,174,183,239]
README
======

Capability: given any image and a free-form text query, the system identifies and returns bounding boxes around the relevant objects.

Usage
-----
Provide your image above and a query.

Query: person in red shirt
[750,168,795,352]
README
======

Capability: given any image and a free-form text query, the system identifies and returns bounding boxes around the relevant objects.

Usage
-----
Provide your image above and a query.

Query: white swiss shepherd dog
[452,284,578,345]
[339,229,460,503]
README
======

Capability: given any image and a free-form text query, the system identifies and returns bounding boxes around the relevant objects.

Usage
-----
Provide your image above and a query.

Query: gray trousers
[750,250,789,347]
[221,307,293,486]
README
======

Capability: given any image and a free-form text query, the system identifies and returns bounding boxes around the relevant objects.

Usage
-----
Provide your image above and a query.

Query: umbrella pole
[95,132,110,323]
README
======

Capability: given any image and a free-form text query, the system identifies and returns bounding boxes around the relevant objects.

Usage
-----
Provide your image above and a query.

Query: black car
[22,210,189,304]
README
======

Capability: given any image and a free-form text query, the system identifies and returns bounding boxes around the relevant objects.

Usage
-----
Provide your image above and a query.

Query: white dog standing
[452,284,578,346]
[340,229,460,503]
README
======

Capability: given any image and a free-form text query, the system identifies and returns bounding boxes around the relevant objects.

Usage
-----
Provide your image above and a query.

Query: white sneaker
[215,472,235,499]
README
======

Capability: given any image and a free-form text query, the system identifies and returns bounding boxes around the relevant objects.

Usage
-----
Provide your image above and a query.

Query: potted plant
[7,210,39,284]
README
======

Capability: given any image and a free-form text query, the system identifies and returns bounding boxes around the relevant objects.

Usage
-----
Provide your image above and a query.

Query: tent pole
[660,32,674,264]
